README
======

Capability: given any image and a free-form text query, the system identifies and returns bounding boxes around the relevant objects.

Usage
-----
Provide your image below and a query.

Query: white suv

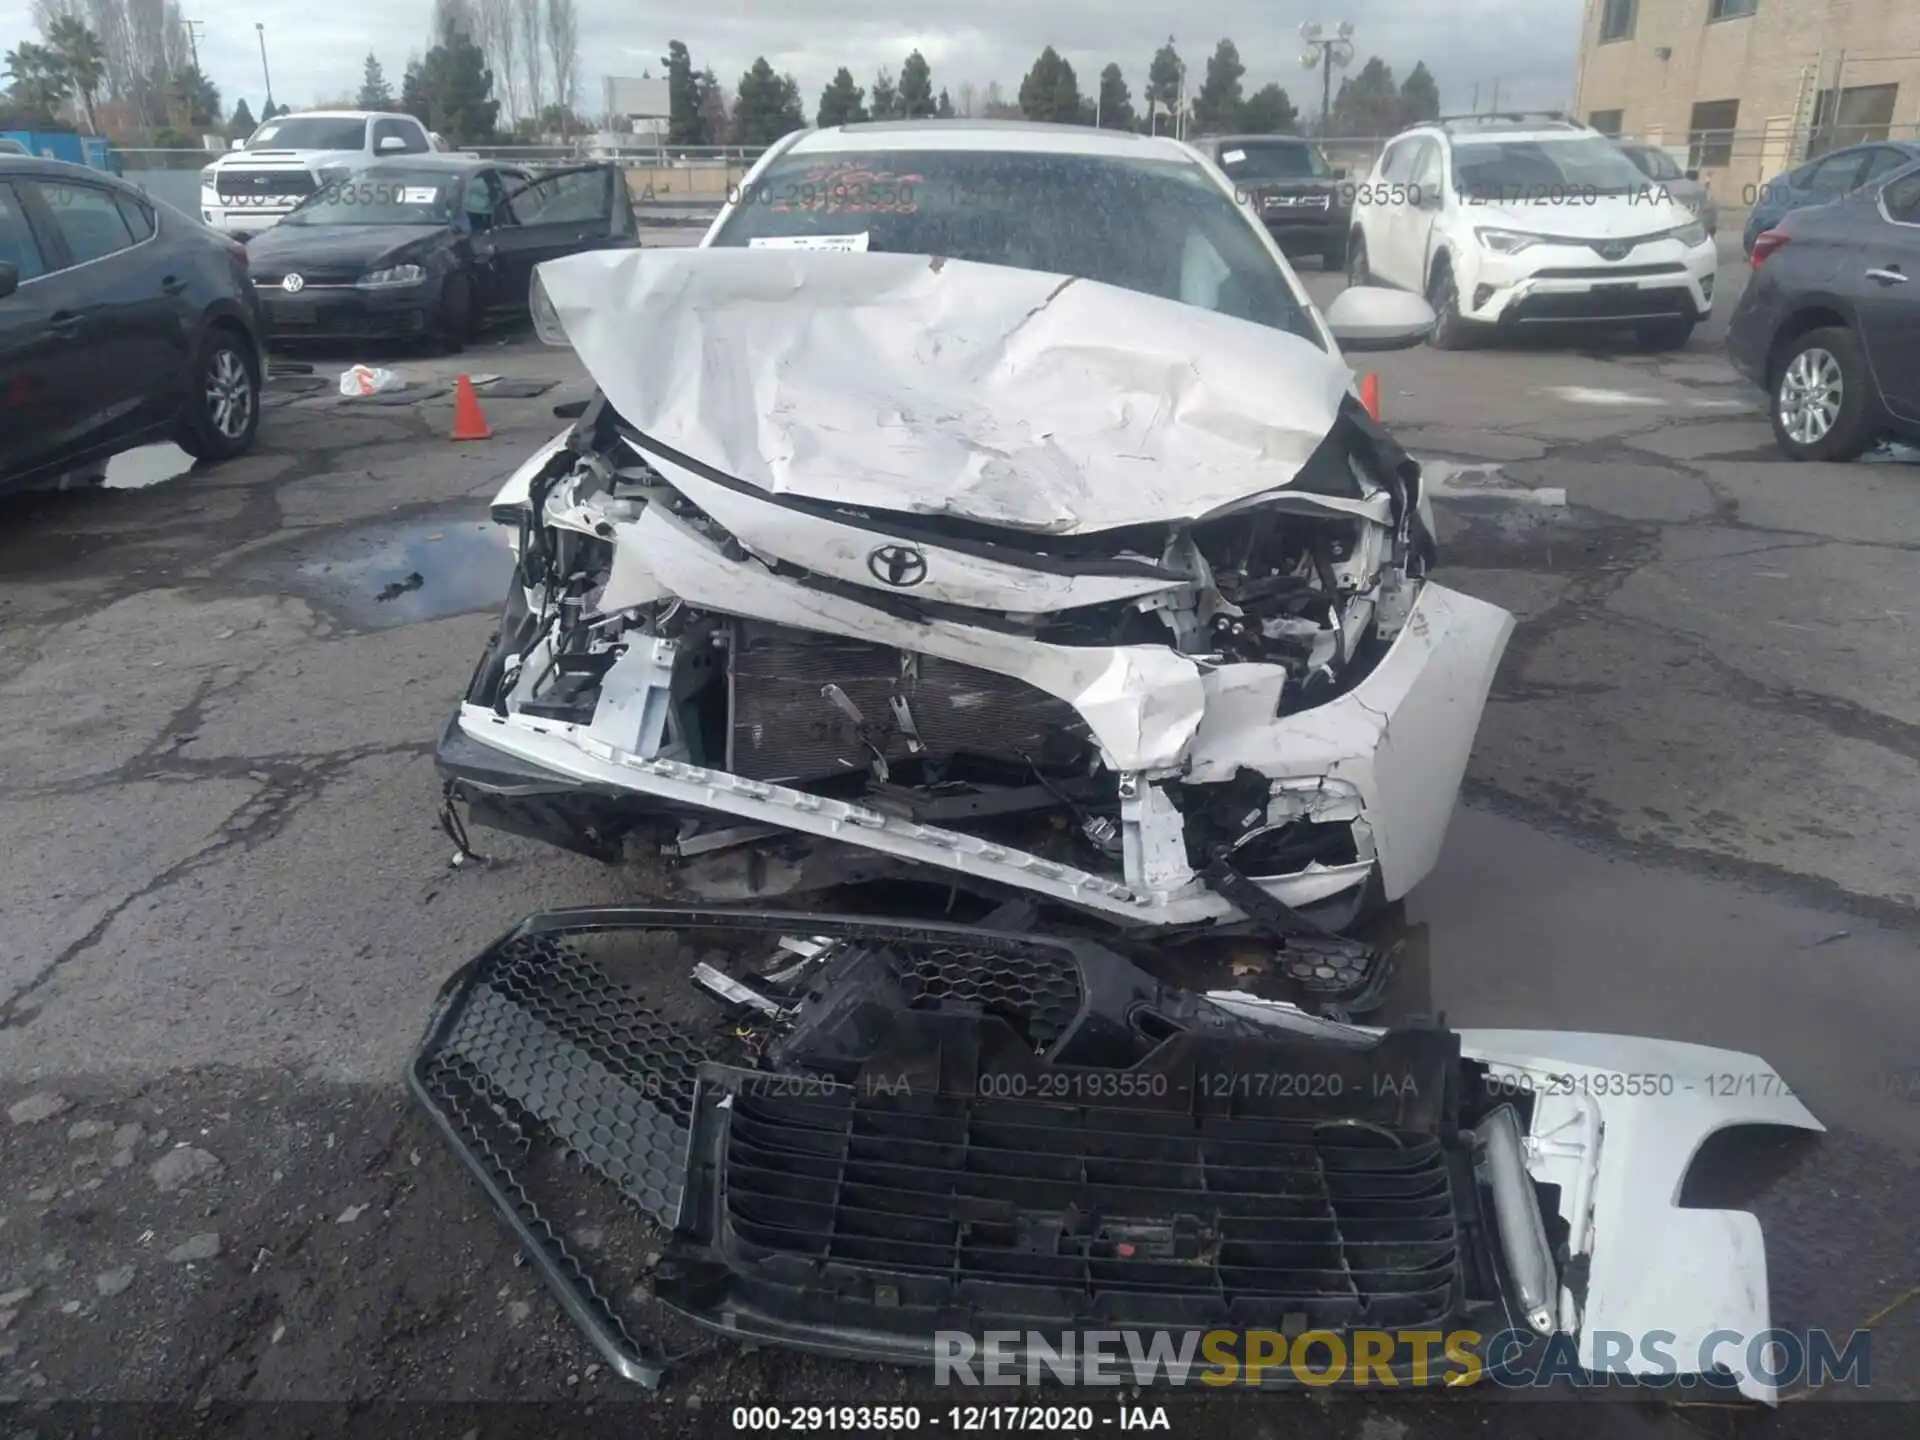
[1346,113,1716,349]
[199,110,436,238]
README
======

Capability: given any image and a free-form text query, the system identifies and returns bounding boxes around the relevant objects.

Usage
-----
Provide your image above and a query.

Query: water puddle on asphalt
[102,443,197,489]
[284,515,512,627]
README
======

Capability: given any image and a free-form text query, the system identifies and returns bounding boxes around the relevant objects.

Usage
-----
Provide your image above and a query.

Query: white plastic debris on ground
[533,247,1353,534]
[338,365,406,397]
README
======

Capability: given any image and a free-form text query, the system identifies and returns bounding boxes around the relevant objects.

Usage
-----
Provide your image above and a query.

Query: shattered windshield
[247,117,368,150]
[1215,141,1331,182]
[283,170,461,226]
[710,149,1321,346]
[1453,137,1655,197]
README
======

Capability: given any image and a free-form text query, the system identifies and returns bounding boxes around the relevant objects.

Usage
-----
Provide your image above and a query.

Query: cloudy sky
[181,0,1586,127]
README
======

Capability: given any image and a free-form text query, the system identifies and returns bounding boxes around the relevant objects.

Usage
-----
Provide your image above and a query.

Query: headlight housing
[1669,219,1710,248]
[358,263,426,287]
[1475,228,1544,256]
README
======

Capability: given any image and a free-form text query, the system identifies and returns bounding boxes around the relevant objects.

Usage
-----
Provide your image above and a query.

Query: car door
[1405,138,1449,289]
[1363,138,1420,287]
[6,176,177,478]
[461,168,520,311]
[1370,138,1433,289]
[0,178,77,482]
[1855,167,1920,424]
[489,166,627,313]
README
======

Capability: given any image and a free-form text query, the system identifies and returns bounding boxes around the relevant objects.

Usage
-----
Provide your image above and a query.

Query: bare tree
[475,0,518,124]
[543,0,577,117]
[516,0,544,125]
[431,0,477,44]
[955,80,977,118]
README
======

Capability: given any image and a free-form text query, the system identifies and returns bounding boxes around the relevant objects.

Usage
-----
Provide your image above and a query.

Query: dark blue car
[1741,141,1920,255]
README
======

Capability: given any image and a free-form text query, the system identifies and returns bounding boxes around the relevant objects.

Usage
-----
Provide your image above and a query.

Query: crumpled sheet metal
[534,247,1352,535]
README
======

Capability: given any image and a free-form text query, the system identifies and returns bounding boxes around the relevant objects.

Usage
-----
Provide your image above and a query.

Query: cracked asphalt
[0,238,1914,1437]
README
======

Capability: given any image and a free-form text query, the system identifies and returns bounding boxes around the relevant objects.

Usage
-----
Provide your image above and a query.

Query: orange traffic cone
[1360,372,1381,422]
[451,375,492,441]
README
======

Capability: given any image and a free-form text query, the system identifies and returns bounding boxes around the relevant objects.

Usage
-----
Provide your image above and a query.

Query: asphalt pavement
[0,238,1914,1436]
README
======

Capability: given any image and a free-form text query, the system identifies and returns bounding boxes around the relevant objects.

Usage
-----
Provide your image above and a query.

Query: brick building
[1571,0,1920,203]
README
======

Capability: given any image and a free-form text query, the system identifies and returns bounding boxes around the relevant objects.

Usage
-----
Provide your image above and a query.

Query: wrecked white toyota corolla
[438,136,1512,951]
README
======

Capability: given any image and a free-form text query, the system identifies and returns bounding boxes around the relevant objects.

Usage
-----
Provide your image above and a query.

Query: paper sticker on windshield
[748,233,870,252]
[1222,148,1247,164]
[401,187,440,204]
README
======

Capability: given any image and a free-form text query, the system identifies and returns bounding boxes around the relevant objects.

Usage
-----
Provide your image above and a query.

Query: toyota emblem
[1594,240,1630,262]
[281,273,305,293]
[867,543,927,587]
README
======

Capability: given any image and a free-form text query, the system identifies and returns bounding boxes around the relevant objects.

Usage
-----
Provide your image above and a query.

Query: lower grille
[215,169,317,200]
[711,1085,1458,1331]
[1508,286,1694,323]
[726,620,1085,783]
[1531,263,1687,279]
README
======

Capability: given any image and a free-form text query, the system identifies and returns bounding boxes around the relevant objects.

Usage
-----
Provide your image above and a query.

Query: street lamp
[255,23,274,113]
[1300,20,1354,137]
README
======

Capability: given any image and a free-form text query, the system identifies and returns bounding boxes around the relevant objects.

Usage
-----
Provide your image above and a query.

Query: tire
[426,273,473,355]
[1637,316,1696,351]
[1320,234,1346,272]
[1768,326,1875,463]
[1345,232,1372,288]
[1426,262,1479,350]
[174,327,260,462]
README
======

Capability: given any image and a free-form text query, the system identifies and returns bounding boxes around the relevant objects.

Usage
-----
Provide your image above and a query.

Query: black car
[0,155,264,496]
[243,156,637,351]
[1727,160,1920,462]
[1193,134,1350,270]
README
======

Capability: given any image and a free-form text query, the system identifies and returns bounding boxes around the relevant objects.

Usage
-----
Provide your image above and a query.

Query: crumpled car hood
[534,247,1352,535]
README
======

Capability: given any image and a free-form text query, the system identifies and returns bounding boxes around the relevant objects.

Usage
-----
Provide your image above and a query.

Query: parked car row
[7,113,1917,503]
[0,149,637,498]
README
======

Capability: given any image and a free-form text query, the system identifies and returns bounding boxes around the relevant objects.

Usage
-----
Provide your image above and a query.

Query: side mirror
[1332,166,1348,180]
[0,261,17,300]
[1685,168,1700,181]
[1323,286,1436,353]
[377,135,407,153]
[230,138,246,151]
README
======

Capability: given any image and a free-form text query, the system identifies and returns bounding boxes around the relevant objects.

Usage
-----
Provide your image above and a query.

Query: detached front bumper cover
[412,908,1820,1401]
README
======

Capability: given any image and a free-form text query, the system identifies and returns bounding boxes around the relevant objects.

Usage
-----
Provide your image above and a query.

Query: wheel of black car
[1636,316,1696,351]
[1426,262,1477,351]
[1345,232,1372,288]
[1769,326,1874,463]
[175,328,260,462]
[427,273,472,355]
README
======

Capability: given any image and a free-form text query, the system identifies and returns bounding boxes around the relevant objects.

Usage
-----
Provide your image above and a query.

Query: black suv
[1193,134,1351,270]
[0,155,265,495]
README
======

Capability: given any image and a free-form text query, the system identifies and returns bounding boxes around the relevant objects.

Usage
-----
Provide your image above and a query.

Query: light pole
[1299,20,1354,137]
[255,23,274,113]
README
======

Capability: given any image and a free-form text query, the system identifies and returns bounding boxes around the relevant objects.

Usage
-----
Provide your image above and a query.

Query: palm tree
[45,18,106,135]
[4,41,72,125]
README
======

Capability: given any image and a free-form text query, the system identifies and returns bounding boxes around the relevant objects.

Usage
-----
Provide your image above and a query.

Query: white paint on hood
[534,247,1353,535]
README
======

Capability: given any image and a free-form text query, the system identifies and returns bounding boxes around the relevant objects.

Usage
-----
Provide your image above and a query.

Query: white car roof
[784,120,1201,164]
[263,110,409,122]
[1417,126,1599,148]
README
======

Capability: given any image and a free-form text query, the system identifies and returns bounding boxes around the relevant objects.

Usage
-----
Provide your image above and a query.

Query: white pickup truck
[199,110,445,238]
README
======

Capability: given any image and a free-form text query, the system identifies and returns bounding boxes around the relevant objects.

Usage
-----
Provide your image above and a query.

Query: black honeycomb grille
[883,944,1082,1052]
[415,934,713,1225]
